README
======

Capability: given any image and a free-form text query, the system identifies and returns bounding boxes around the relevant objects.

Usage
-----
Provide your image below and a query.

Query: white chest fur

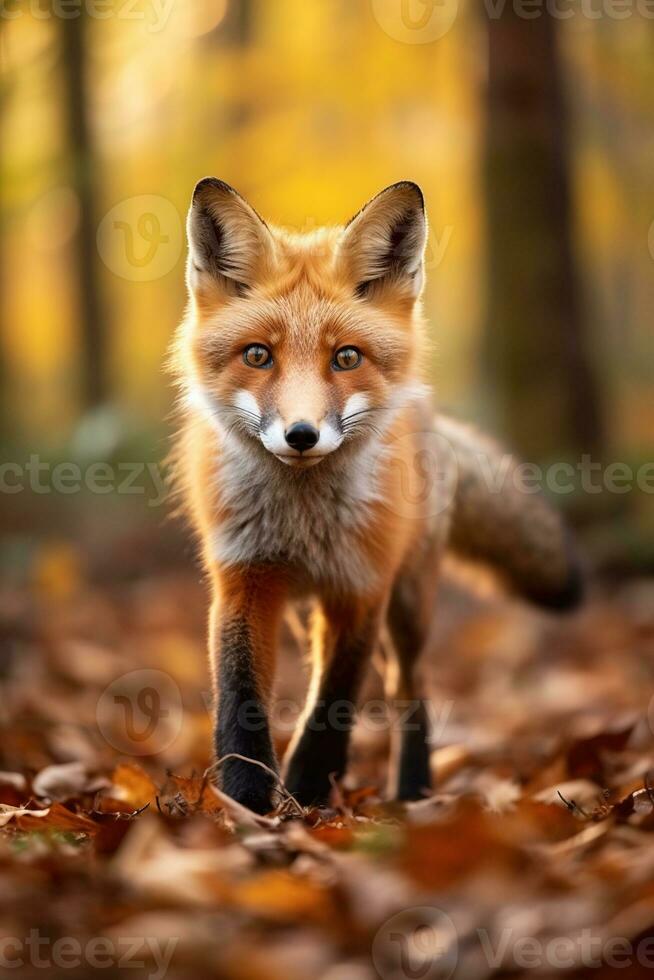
[211,438,383,593]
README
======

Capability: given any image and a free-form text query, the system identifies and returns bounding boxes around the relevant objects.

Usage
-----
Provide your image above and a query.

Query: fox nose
[284,421,319,453]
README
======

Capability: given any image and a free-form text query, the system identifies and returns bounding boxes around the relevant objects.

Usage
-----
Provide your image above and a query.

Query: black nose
[285,421,319,453]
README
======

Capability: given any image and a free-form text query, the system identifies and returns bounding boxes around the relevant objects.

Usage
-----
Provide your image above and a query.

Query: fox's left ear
[339,182,427,302]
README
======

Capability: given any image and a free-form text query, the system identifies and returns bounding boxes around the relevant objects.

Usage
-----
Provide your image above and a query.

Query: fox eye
[243,344,273,369]
[333,346,362,371]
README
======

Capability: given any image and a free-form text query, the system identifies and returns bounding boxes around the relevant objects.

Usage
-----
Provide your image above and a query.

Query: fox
[171,178,582,815]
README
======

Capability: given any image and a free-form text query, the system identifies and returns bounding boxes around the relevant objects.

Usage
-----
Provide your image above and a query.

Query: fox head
[177,178,428,468]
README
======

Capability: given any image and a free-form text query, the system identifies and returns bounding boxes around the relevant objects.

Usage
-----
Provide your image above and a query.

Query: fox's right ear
[186,178,275,299]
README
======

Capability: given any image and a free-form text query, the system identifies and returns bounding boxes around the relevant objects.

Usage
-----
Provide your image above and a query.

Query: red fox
[171,179,582,814]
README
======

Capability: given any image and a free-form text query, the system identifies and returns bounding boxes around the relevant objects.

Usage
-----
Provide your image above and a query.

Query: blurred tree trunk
[224,0,254,44]
[483,5,604,461]
[59,12,106,410]
[0,22,8,439]
[220,0,254,129]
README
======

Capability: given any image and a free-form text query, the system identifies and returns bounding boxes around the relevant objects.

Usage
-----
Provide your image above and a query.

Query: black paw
[285,767,333,808]
[395,722,433,801]
[220,759,276,815]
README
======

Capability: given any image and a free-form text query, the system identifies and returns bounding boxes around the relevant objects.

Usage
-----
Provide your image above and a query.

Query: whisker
[342,419,385,439]
[341,408,376,425]
[233,408,261,422]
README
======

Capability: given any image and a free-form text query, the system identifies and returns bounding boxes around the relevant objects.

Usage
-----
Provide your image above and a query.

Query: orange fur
[171,179,581,812]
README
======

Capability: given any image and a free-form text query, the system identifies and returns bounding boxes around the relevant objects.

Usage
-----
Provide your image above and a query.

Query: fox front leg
[209,566,287,814]
[284,598,383,807]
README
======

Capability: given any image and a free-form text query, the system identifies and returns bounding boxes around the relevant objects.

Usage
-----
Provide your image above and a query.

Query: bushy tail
[437,415,584,610]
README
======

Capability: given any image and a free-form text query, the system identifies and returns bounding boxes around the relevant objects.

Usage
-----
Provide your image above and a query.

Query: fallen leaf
[108,763,157,810]
[0,804,50,828]
[32,761,95,800]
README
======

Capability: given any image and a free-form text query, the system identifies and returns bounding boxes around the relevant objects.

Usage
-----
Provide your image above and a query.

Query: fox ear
[339,182,427,302]
[186,178,274,298]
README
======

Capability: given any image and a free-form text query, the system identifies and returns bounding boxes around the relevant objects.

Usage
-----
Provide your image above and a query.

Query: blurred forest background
[0,0,653,580]
[1,8,654,973]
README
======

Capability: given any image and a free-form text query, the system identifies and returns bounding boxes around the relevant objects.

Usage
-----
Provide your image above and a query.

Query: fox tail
[437,415,584,610]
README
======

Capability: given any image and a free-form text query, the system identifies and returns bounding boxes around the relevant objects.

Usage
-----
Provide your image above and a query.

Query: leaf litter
[1,565,654,978]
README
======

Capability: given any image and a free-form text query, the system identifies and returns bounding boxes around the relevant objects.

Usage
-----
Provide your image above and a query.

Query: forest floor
[2,534,654,979]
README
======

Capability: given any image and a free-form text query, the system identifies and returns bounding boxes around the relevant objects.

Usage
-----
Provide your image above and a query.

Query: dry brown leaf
[32,761,99,800]
[566,726,634,782]
[108,762,157,810]
[0,804,51,828]
[159,771,223,817]
[10,801,99,835]
[233,869,333,925]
